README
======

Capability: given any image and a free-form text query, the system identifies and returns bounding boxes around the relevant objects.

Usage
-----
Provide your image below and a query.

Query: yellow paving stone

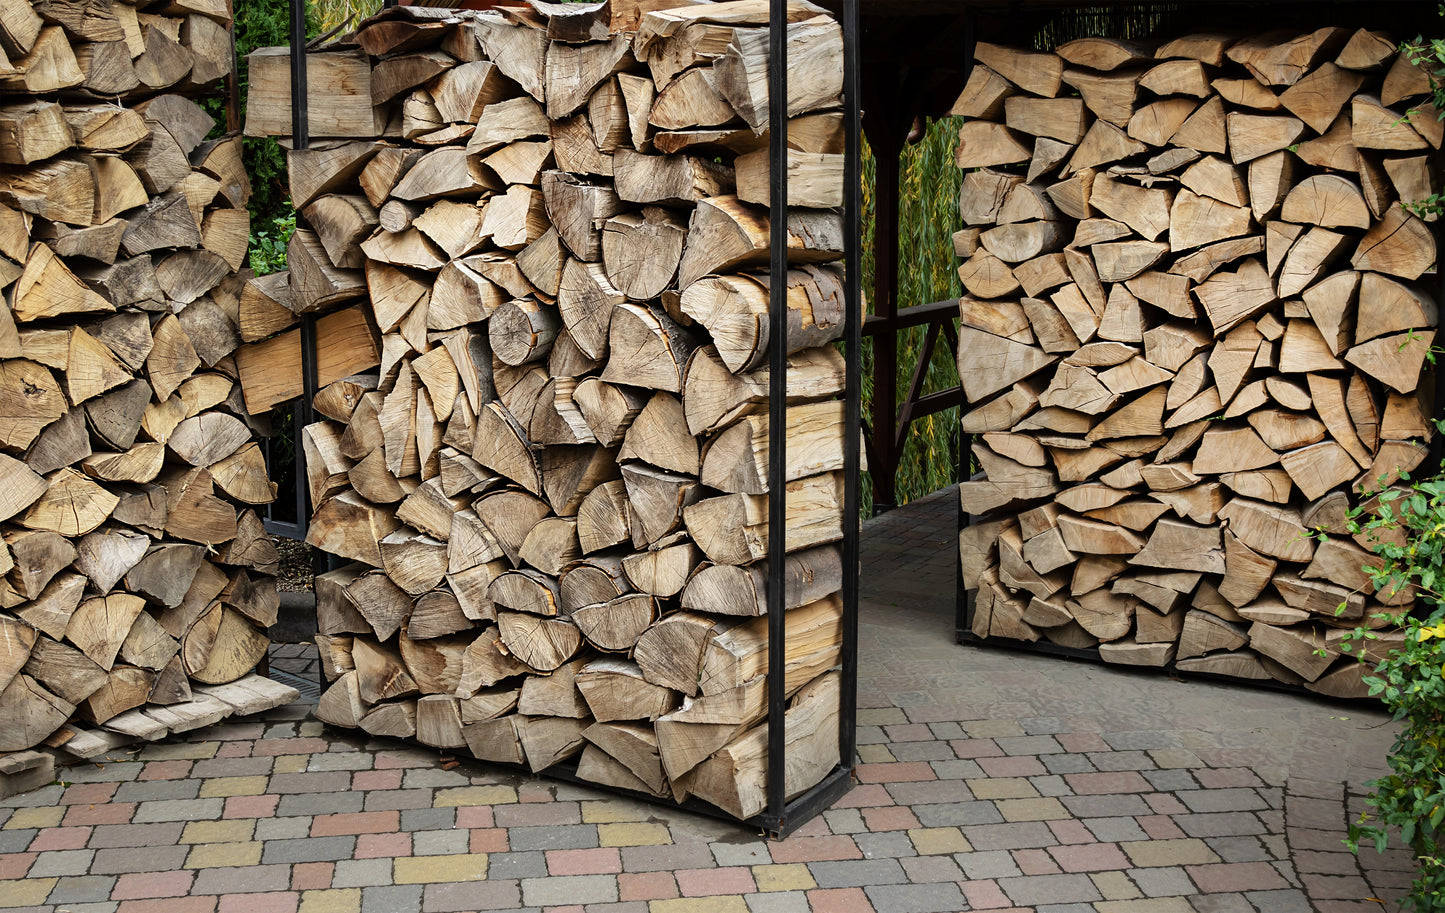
[908,827,971,855]
[298,721,326,737]
[181,819,256,844]
[394,854,489,884]
[200,775,270,798]
[598,821,672,847]
[963,719,1026,738]
[3,806,63,829]
[1092,870,1143,901]
[299,888,363,913]
[273,754,309,774]
[968,777,1040,800]
[186,841,263,868]
[1097,899,1195,913]
[856,744,896,763]
[650,898,750,913]
[1149,748,1204,769]
[996,797,1071,821]
[581,800,651,823]
[0,877,55,907]
[751,863,816,892]
[1120,838,1221,867]
[433,785,517,807]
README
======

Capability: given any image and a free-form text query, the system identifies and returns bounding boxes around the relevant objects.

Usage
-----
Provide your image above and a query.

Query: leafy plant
[1400,5,1445,218]
[1341,470,1445,912]
[249,203,296,275]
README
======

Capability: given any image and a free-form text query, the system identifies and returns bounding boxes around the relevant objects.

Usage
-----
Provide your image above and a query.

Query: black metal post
[764,0,790,833]
[1433,214,1445,472]
[289,0,308,150]
[839,0,862,781]
[956,8,977,644]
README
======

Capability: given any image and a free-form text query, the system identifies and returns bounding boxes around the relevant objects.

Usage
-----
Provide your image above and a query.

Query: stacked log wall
[954,30,1440,697]
[0,0,294,757]
[244,0,850,819]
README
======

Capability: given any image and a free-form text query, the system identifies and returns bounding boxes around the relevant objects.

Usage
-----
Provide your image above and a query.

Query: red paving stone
[224,795,279,819]
[28,825,91,851]
[112,870,195,900]
[961,879,1016,910]
[468,827,509,853]
[0,853,33,879]
[61,782,119,805]
[769,835,863,864]
[861,805,921,831]
[675,866,757,896]
[217,891,299,913]
[350,769,403,791]
[290,862,333,890]
[140,760,193,780]
[828,784,895,808]
[1064,771,1155,795]
[1048,842,1131,872]
[854,761,936,783]
[547,847,622,875]
[1187,861,1292,892]
[310,810,400,836]
[357,832,413,858]
[952,738,1005,758]
[618,871,680,901]
[454,805,494,828]
[117,898,219,913]
[63,801,136,825]
[808,887,875,913]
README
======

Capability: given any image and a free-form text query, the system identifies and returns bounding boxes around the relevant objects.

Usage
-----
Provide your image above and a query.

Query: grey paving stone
[997,873,1103,906]
[112,780,202,802]
[853,831,919,859]
[807,857,908,888]
[277,791,365,816]
[619,841,715,873]
[1188,893,1257,912]
[1178,788,1269,813]
[27,849,93,877]
[1205,836,1273,863]
[89,844,189,874]
[412,828,470,855]
[864,882,967,912]
[745,890,811,913]
[956,848,1021,879]
[1143,769,1200,791]
[927,722,966,740]
[962,821,1060,851]
[1130,865,1197,896]
[1083,816,1149,843]
[912,801,1004,828]
[362,884,424,913]
[1022,717,1069,735]
[401,768,471,788]
[363,789,434,812]
[856,725,888,745]
[255,816,312,840]
[306,752,375,771]
[331,858,399,888]
[421,879,525,912]
[1043,754,1097,775]
[261,834,357,863]
[927,760,985,779]
[506,824,600,851]
[888,780,976,805]
[1031,774,1072,797]
[192,863,294,894]
[0,785,64,808]
[1035,905,1100,913]
[56,763,143,784]
[129,797,224,823]
[821,808,867,835]
[401,807,455,832]
[192,757,275,778]
[1243,889,1313,913]
[485,851,551,880]
[1087,750,1155,772]
[1060,794,1153,818]
[44,874,117,904]
[711,841,771,867]
[890,742,956,762]
[899,853,964,883]
[268,771,351,793]
[1176,812,1271,839]
[44,903,118,913]
[0,830,35,852]
[521,874,619,906]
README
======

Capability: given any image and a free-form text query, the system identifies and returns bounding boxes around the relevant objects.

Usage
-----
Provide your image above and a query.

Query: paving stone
[1130,866,1198,897]
[1142,769,1199,792]
[399,808,453,832]
[862,882,967,912]
[90,845,190,874]
[45,874,117,904]
[26,848,93,876]
[359,790,431,812]
[962,821,1060,851]
[1242,889,1313,912]
[1174,812,1269,839]
[744,891,811,913]
[329,859,399,889]
[507,824,601,851]
[130,799,224,824]
[484,851,551,880]
[997,873,1103,906]
[255,817,312,841]
[1059,795,1153,817]
[113,781,202,802]
[298,888,362,913]
[420,880,522,912]
[192,864,294,894]
[1205,836,1274,863]
[806,858,908,888]
[1178,788,1269,814]
[359,884,422,913]
[262,836,357,864]
[410,829,468,856]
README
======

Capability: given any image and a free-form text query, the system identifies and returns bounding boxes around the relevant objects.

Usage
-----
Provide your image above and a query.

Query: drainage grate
[267,668,321,703]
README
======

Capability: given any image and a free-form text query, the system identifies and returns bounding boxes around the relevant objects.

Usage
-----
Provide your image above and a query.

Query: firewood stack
[0,0,292,755]
[244,0,850,818]
[955,30,1440,698]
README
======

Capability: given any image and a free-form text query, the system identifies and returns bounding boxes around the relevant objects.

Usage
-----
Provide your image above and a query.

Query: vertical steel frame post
[763,0,791,832]
[955,8,977,645]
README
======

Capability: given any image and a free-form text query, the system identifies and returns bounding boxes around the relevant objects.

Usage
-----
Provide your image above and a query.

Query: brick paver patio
[0,486,1416,912]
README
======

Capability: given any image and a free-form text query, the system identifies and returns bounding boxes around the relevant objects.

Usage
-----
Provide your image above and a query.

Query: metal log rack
[270,0,864,838]
[944,0,1443,698]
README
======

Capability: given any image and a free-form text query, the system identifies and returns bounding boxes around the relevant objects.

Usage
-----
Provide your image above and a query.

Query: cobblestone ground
[0,486,1416,912]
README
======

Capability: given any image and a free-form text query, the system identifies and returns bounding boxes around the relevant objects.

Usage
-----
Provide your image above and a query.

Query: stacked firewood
[245,0,850,818]
[0,0,292,755]
[955,30,1440,697]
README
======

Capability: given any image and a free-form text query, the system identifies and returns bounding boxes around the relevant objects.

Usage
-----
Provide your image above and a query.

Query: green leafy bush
[1400,6,1445,218]
[1342,473,1445,911]
[249,203,295,275]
